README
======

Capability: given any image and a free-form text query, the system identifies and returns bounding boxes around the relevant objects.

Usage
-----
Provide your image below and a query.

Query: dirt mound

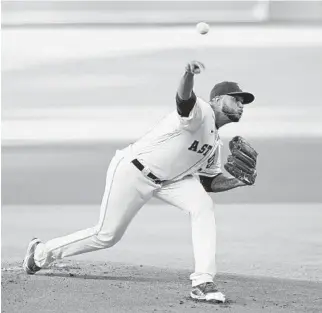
[2,260,322,313]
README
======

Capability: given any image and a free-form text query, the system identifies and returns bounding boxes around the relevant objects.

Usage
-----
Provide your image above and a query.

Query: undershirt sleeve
[199,174,221,192]
[176,91,197,117]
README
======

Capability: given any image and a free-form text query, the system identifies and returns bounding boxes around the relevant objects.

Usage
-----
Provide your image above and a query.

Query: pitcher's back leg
[32,154,156,268]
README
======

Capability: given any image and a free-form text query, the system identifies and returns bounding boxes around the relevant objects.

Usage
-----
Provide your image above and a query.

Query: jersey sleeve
[176,96,206,131]
[198,142,223,177]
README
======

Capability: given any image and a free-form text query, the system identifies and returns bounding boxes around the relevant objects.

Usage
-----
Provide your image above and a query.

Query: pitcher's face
[221,95,244,122]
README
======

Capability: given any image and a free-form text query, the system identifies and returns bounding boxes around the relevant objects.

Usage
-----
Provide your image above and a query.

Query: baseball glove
[224,136,258,185]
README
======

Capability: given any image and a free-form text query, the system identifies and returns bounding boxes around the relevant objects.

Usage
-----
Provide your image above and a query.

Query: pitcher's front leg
[189,195,217,286]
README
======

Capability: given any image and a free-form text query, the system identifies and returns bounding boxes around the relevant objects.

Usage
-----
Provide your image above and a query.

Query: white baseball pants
[34,149,217,286]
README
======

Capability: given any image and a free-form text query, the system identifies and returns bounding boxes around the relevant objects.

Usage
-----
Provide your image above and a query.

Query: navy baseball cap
[210,81,255,104]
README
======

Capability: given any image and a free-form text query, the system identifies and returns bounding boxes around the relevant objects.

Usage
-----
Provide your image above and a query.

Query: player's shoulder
[196,96,209,105]
[195,96,216,124]
[196,97,212,112]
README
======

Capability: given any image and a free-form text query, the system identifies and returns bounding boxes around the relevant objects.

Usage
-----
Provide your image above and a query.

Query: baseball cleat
[23,238,42,274]
[190,282,226,303]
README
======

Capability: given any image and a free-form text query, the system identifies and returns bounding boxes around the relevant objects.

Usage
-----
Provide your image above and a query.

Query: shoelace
[202,282,218,293]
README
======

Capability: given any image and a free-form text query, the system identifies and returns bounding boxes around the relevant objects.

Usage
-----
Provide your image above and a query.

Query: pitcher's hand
[185,60,205,75]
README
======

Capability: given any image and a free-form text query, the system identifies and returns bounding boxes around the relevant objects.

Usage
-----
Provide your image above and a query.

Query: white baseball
[196,22,210,35]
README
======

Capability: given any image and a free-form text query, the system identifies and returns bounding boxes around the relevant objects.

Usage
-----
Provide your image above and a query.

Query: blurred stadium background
[2,0,322,284]
[2,1,322,205]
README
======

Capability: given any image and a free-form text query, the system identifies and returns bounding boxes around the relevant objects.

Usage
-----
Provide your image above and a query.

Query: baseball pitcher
[23,61,258,303]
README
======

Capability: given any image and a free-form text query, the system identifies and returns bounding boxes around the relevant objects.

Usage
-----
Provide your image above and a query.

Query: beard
[222,104,241,122]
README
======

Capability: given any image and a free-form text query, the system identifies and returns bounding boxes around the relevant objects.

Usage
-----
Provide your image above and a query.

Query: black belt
[131,159,163,184]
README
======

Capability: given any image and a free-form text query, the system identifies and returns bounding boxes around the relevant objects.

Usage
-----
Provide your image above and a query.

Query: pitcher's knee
[93,230,123,249]
[192,197,214,216]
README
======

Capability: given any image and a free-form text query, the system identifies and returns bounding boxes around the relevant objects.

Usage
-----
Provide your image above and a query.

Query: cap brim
[227,91,255,104]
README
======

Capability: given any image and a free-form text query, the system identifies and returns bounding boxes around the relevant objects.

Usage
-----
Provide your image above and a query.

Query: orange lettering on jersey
[206,153,216,168]
[188,140,199,152]
[204,145,213,156]
[188,141,213,156]
[198,144,208,154]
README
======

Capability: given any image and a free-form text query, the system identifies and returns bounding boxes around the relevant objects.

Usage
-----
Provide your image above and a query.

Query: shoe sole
[22,238,41,274]
[190,291,226,303]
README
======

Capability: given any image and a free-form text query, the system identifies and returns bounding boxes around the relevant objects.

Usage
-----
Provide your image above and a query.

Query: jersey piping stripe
[170,139,219,182]
[97,155,124,232]
[45,155,124,254]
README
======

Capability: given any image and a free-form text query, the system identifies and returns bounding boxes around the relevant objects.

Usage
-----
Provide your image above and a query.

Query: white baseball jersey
[35,93,222,288]
[129,97,222,181]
